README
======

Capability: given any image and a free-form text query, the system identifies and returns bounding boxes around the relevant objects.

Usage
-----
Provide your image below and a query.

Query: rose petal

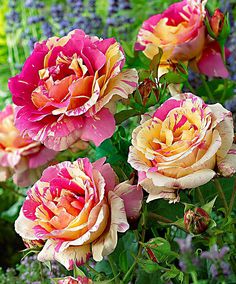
[81,108,115,147]
[37,239,91,270]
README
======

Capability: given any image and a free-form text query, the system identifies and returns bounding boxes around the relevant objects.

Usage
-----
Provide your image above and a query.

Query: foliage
[0,0,236,284]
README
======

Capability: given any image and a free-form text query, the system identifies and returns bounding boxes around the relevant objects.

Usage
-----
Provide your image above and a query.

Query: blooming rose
[128,93,236,202]
[9,29,138,151]
[135,0,229,78]
[58,276,93,284]
[135,0,206,63]
[15,157,143,269]
[0,105,57,187]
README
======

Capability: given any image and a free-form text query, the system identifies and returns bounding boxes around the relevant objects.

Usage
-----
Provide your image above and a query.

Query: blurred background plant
[0,0,236,283]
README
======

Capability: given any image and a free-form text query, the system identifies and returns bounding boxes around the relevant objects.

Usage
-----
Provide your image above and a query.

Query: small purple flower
[176,235,192,254]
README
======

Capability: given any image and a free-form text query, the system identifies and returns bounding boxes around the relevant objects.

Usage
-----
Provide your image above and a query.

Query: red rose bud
[210,9,225,37]
[138,78,158,106]
[184,208,210,234]
[145,239,159,263]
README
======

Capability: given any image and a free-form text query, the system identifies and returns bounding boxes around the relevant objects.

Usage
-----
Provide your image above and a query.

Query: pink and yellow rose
[0,105,57,187]
[58,276,93,284]
[9,29,138,151]
[135,0,206,63]
[15,157,143,269]
[135,0,229,78]
[128,93,236,202]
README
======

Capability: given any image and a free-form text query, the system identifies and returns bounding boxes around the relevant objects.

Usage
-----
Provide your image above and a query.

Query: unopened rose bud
[210,9,225,37]
[145,238,159,263]
[138,78,158,106]
[184,208,210,234]
[23,238,44,249]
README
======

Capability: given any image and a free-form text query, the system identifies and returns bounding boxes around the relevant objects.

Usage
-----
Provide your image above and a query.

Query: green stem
[148,212,173,223]
[190,271,198,284]
[184,273,189,284]
[108,256,119,284]
[196,187,205,205]
[200,74,215,102]
[123,228,146,284]
[214,179,229,213]
[84,263,100,276]
[227,178,236,217]
[220,79,228,103]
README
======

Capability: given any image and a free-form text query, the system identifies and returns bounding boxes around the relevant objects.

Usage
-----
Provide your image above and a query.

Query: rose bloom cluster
[9,29,138,151]
[15,157,143,269]
[128,93,236,202]
[135,0,229,78]
[7,0,235,278]
[0,105,57,187]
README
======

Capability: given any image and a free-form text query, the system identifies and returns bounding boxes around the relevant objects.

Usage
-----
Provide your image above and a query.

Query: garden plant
[0,0,236,283]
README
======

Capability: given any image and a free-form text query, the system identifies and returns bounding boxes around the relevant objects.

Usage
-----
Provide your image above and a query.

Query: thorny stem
[214,179,229,213]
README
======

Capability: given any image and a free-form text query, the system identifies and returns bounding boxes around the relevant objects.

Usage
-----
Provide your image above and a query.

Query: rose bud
[138,79,158,106]
[210,9,225,38]
[184,208,210,234]
[23,238,44,249]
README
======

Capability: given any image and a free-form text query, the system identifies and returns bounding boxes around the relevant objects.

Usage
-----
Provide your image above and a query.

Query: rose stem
[200,74,215,102]
[196,187,205,205]
[108,255,119,284]
[214,178,229,212]
[123,228,146,284]
[84,263,100,276]
[190,271,198,284]
[227,178,236,217]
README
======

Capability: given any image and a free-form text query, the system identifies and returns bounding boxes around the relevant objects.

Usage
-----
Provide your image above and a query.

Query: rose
[15,157,143,269]
[9,29,138,151]
[128,93,236,202]
[135,1,229,79]
[0,105,57,187]
[184,208,210,234]
[135,0,206,64]
[58,276,93,284]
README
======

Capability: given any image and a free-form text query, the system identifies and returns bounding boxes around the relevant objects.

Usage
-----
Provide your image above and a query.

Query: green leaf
[137,259,165,273]
[159,71,187,84]
[161,265,184,282]
[0,200,23,222]
[141,237,178,264]
[115,109,141,124]
[201,196,217,215]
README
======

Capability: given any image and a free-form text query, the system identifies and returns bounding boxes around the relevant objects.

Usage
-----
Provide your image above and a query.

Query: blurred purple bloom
[176,235,192,254]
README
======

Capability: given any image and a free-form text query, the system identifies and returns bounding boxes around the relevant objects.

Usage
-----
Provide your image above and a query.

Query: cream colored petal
[94,69,138,114]
[128,146,152,172]
[37,239,91,270]
[140,178,179,203]
[92,191,129,262]
[146,169,215,189]
[217,144,236,177]
[209,104,234,161]
[15,209,37,240]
